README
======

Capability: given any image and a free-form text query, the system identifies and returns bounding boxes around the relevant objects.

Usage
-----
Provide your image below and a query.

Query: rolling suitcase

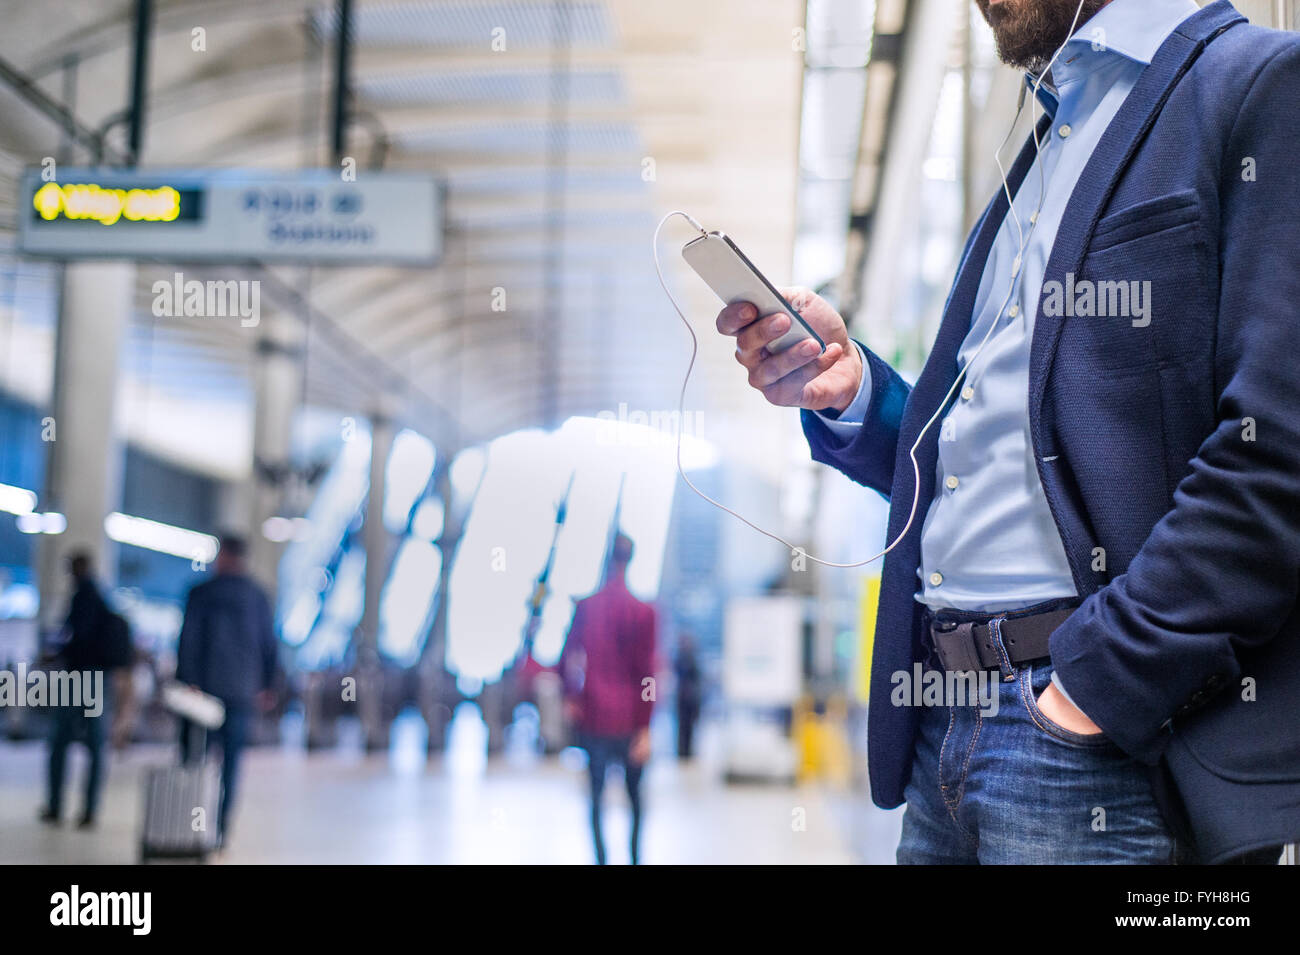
[140,724,221,863]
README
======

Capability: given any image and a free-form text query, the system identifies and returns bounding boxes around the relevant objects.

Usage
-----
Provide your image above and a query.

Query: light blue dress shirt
[821,0,1199,615]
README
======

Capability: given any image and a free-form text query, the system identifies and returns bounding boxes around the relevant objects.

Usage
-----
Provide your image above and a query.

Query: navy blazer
[802,1,1300,862]
[176,572,278,709]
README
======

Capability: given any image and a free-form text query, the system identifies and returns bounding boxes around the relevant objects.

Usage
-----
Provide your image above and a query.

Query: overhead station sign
[17,168,442,266]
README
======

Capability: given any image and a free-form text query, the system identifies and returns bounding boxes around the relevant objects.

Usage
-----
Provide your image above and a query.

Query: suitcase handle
[180,720,209,767]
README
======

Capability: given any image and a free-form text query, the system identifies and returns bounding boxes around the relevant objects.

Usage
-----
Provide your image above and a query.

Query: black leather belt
[926,607,1075,674]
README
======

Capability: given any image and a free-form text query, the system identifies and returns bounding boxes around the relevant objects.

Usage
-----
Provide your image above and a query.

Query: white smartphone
[681,231,826,355]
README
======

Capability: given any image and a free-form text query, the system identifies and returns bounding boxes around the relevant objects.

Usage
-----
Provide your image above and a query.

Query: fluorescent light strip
[16,511,65,534]
[104,512,219,563]
[0,483,37,516]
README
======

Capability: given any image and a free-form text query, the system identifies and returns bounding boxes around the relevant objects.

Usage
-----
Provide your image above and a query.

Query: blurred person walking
[673,633,702,759]
[40,551,122,828]
[560,533,657,865]
[176,535,278,848]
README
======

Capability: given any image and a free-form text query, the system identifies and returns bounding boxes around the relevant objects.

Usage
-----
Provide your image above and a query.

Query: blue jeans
[46,702,107,820]
[897,659,1182,864]
[180,707,250,841]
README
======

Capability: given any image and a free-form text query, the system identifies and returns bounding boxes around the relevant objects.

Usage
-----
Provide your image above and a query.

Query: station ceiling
[0,0,813,478]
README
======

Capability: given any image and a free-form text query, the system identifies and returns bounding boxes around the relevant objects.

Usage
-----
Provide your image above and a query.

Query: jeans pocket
[1017,663,1114,749]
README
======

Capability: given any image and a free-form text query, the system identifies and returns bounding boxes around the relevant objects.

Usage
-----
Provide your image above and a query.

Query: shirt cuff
[814,342,872,439]
[1051,671,1082,711]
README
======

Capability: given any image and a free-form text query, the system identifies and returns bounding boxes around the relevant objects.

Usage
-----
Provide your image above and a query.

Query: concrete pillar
[215,478,252,541]
[480,678,509,755]
[357,411,395,751]
[37,262,132,631]
[418,462,456,754]
[248,307,305,591]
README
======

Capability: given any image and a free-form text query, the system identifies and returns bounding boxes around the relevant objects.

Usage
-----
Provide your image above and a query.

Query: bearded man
[716,0,1300,863]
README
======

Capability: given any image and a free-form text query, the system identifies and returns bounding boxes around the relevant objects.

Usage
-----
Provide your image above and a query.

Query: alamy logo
[0,664,102,717]
[50,885,151,935]
[152,272,260,327]
[1040,272,1151,327]
[594,403,705,447]
[891,663,999,717]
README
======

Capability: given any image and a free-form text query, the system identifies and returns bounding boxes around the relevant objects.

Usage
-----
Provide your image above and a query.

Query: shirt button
[1008,304,1020,318]
[945,476,959,490]
[1059,124,1072,138]
[929,572,944,587]
[961,386,975,401]
[1029,211,1038,225]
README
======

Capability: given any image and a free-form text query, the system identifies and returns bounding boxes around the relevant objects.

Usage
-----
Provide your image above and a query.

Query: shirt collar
[1023,0,1199,111]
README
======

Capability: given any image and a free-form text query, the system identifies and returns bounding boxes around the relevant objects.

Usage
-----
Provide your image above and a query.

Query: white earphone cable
[651,1,1088,570]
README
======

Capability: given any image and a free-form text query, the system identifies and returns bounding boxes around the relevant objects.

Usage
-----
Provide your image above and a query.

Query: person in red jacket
[560,533,656,865]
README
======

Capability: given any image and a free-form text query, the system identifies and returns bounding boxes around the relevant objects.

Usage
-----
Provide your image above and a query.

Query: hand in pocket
[1036,681,1104,736]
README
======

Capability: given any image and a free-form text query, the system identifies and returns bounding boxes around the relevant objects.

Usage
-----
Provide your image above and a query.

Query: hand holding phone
[716,285,861,413]
[681,231,860,410]
[653,211,885,568]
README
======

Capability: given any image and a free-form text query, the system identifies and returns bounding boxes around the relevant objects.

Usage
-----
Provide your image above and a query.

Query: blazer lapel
[1028,0,1247,424]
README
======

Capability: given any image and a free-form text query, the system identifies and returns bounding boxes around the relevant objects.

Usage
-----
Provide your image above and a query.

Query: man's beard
[974,0,1111,73]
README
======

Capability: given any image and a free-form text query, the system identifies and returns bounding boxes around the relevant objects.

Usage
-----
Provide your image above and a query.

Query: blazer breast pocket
[1090,189,1201,252]
[1057,190,1214,371]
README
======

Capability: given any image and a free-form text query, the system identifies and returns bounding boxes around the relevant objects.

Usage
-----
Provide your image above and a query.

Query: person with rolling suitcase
[173,535,279,850]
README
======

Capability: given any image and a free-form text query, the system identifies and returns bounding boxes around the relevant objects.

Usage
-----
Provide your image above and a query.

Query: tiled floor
[0,714,903,865]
